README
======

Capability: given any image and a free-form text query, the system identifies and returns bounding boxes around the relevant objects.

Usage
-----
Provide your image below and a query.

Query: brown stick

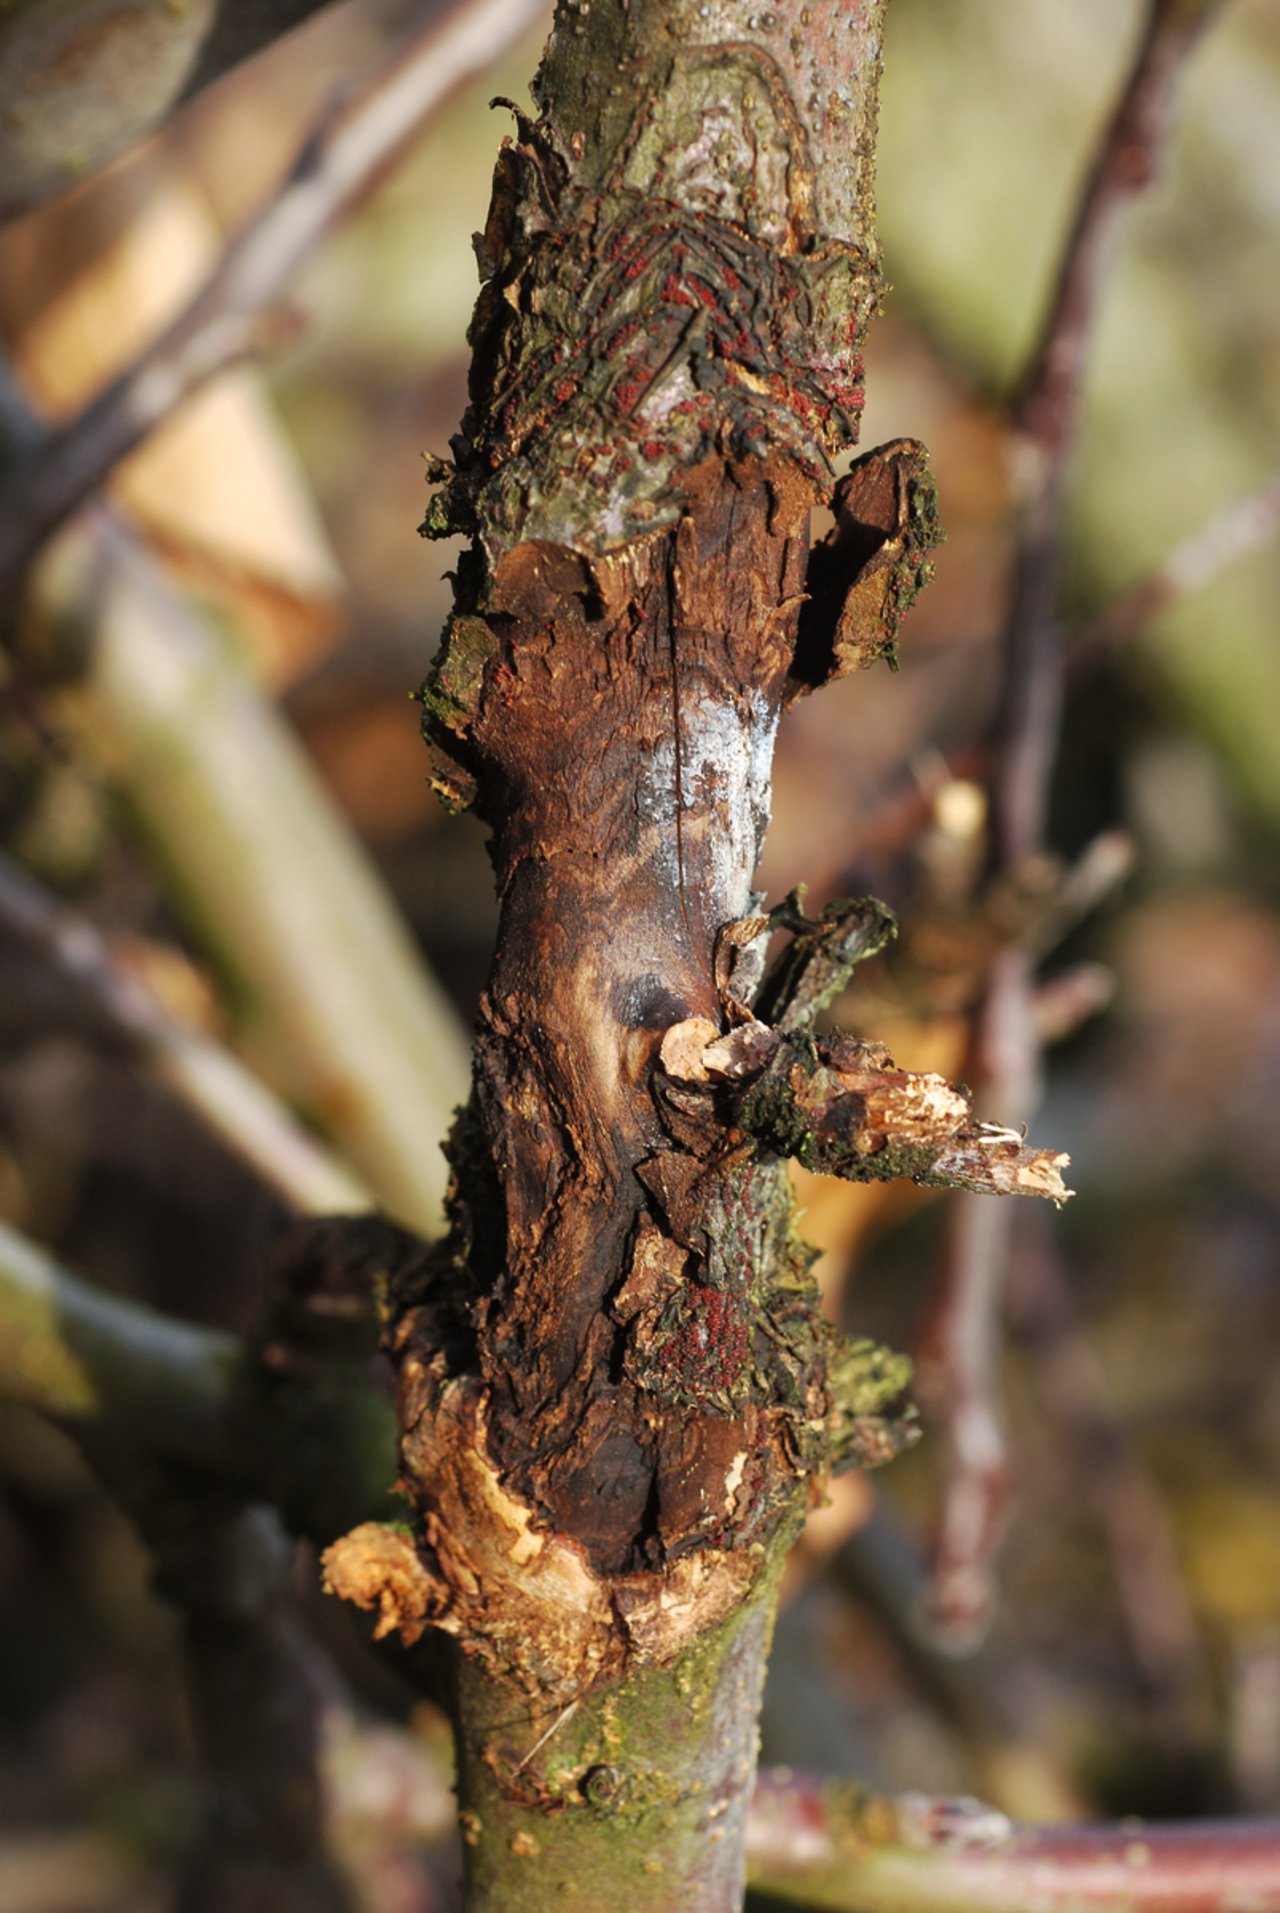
[924,0,1227,1635]
[0,0,548,596]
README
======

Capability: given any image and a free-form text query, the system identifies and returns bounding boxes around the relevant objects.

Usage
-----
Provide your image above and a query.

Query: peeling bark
[325,1,1070,1901]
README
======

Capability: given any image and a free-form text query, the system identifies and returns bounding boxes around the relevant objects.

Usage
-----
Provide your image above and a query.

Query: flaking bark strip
[791,437,942,689]
[656,1013,1073,1203]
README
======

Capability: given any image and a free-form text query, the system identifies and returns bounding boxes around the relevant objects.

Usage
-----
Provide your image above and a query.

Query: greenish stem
[0,1213,241,1460]
[455,1579,780,1913]
[746,1773,1280,1913]
[0,1215,397,1540]
[38,517,469,1236]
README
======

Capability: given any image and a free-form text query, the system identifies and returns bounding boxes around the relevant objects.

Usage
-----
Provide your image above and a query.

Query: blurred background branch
[0,846,373,1216]
[0,0,548,598]
[1074,468,1280,663]
[747,1773,1280,1913]
[917,0,1235,1645]
[0,1212,399,1538]
[27,511,470,1233]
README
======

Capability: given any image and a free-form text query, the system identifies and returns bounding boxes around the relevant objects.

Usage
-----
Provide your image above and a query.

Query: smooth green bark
[456,1581,780,1913]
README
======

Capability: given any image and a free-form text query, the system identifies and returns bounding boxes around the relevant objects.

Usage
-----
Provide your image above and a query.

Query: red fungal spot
[668,1286,750,1395]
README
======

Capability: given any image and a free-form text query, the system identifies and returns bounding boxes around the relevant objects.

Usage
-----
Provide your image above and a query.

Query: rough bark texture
[409,0,912,1587]
[325,0,1067,1900]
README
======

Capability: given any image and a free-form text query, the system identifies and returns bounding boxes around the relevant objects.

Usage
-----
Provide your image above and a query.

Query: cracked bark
[323,3,1069,1905]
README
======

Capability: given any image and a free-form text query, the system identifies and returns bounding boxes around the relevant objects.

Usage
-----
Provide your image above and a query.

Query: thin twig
[1074,469,1280,665]
[0,0,549,595]
[747,1769,1280,1913]
[924,0,1224,1639]
[994,0,1226,870]
[34,511,470,1234]
[0,848,373,1216]
[919,943,1038,1640]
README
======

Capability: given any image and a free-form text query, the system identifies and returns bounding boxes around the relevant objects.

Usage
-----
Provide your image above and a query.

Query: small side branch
[659,1017,1071,1203]
[747,1771,1280,1913]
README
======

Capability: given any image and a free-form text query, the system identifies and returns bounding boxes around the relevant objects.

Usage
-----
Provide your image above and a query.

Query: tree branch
[996,0,1226,869]
[26,513,470,1234]
[747,1771,1280,1913]
[0,1213,399,1540]
[0,0,549,596]
[0,1212,242,1459]
[1074,469,1280,664]
[0,847,373,1216]
[659,1014,1072,1203]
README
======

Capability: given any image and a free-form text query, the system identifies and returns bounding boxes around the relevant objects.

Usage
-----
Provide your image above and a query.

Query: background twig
[29,513,470,1233]
[0,848,373,1217]
[747,1770,1280,1913]
[0,1214,398,1538]
[1073,470,1280,664]
[0,0,549,596]
[920,0,1226,1640]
